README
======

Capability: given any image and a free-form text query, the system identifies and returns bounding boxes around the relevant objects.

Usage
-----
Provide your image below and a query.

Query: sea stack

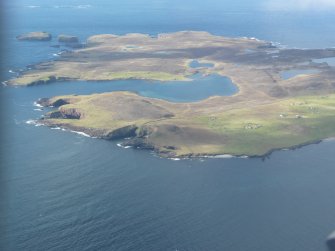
[327,231,335,251]
[16,31,52,41]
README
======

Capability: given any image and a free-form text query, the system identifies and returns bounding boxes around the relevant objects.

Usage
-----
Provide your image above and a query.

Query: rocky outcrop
[38,97,72,108]
[104,125,138,140]
[47,108,83,119]
[121,125,179,156]
[122,138,155,150]
[56,35,85,48]
[136,125,154,138]
[327,231,335,251]
[37,97,72,107]
[58,35,79,43]
[37,98,51,107]
[16,32,52,41]
[52,98,70,107]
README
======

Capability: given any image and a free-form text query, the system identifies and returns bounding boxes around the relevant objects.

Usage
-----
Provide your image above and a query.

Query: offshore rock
[58,34,79,43]
[16,32,52,41]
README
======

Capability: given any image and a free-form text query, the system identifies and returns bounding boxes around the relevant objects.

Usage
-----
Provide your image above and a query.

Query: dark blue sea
[1,1,335,250]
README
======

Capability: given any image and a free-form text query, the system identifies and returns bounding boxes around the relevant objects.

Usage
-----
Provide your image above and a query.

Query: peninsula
[9,31,335,158]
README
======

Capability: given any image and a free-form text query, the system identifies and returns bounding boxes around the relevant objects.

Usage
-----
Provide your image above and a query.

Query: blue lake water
[280,69,320,80]
[8,74,236,103]
[1,1,335,251]
[189,60,214,68]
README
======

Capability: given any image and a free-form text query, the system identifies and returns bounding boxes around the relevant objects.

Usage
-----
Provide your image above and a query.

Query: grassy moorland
[40,92,335,158]
[193,95,335,156]
[12,71,188,86]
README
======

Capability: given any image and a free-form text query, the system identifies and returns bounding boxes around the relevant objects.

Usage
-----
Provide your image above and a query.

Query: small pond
[280,69,319,80]
[189,60,214,68]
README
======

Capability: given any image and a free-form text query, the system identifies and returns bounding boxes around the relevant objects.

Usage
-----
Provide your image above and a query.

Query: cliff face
[16,32,52,41]
[104,125,138,140]
[47,108,83,120]
[37,97,70,107]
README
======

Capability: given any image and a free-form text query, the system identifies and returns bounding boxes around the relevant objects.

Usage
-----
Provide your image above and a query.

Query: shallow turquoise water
[1,1,335,251]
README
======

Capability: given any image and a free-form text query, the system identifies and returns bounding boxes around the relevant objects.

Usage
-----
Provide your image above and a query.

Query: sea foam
[117,143,132,149]
[33,102,43,108]
[26,120,43,127]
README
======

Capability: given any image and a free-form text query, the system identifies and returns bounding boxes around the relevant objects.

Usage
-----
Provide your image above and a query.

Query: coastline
[28,118,328,160]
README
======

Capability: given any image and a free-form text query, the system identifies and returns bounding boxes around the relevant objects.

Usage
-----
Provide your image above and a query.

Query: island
[57,34,79,43]
[16,31,52,41]
[8,31,335,158]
